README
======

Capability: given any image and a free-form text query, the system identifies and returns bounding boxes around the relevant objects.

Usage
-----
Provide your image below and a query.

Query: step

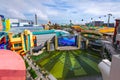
[11,47,22,50]
[21,51,26,56]
[17,49,24,53]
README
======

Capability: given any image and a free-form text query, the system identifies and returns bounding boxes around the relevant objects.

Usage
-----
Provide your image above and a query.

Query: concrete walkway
[24,54,47,80]
[68,75,102,80]
[48,74,57,80]
[101,40,118,55]
[24,54,57,80]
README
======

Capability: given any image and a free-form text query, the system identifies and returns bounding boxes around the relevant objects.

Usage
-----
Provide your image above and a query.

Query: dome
[0,50,26,80]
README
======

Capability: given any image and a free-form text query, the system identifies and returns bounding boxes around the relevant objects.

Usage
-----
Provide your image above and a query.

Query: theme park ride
[0,15,37,55]
[81,30,103,40]
[98,27,114,33]
[8,30,37,55]
[72,25,115,34]
[72,25,115,41]
[80,30,103,51]
[98,19,120,80]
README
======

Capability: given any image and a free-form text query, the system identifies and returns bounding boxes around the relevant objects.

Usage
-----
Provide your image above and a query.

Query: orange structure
[71,25,83,32]
[8,30,37,55]
[98,27,115,33]
[0,50,26,80]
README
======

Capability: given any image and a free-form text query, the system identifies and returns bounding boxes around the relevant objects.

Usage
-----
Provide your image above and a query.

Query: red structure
[0,36,6,44]
[113,19,120,44]
[0,32,8,49]
[0,50,26,80]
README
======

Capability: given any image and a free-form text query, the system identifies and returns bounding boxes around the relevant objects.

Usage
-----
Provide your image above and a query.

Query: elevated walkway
[32,30,55,35]
[32,29,70,37]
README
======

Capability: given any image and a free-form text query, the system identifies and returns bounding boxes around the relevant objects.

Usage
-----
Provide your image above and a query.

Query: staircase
[16,49,26,56]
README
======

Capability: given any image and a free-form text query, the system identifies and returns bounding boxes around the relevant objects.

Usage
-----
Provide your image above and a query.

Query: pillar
[86,39,89,49]
[21,33,25,51]
[55,36,58,50]
[47,40,50,51]
[113,19,120,44]
[0,17,3,31]
[78,35,81,49]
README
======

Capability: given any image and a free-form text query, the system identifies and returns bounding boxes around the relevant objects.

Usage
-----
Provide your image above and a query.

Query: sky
[0,0,120,24]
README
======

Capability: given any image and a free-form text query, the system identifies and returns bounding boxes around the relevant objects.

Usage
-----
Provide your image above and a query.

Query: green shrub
[25,60,29,68]
[29,68,37,79]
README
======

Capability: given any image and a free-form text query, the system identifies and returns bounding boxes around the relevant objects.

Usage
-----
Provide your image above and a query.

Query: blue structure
[32,30,70,37]
[58,36,77,46]
[32,30,55,35]
[0,32,8,49]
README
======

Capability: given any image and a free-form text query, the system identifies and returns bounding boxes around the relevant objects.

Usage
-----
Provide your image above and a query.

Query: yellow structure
[8,30,36,55]
[72,25,115,34]
[78,35,81,49]
[86,39,89,49]
[55,36,58,50]
[5,19,11,31]
[98,27,115,33]
[72,25,81,29]
[0,17,3,31]
[44,24,50,30]
[71,25,83,32]
[47,40,50,51]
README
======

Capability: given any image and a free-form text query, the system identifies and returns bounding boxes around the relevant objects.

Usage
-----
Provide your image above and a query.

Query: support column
[55,36,58,50]
[86,39,89,49]
[113,19,120,44]
[47,40,50,51]
[78,35,81,49]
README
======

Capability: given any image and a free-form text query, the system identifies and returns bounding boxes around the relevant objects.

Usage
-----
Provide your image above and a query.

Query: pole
[107,14,112,27]
[35,14,37,25]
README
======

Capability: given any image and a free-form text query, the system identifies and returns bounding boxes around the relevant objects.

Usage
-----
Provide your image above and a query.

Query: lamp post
[35,14,38,25]
[107,13,112,27]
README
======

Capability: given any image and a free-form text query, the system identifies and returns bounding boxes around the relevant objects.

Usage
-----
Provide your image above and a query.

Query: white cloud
[67,1,120,16]
[81,2,120,15]
[29,9,48,20]
[7,9,26,19]
[45,8,59,16]
[0,0,120,23]
[57,0,120,23]
[0,0,60,21]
